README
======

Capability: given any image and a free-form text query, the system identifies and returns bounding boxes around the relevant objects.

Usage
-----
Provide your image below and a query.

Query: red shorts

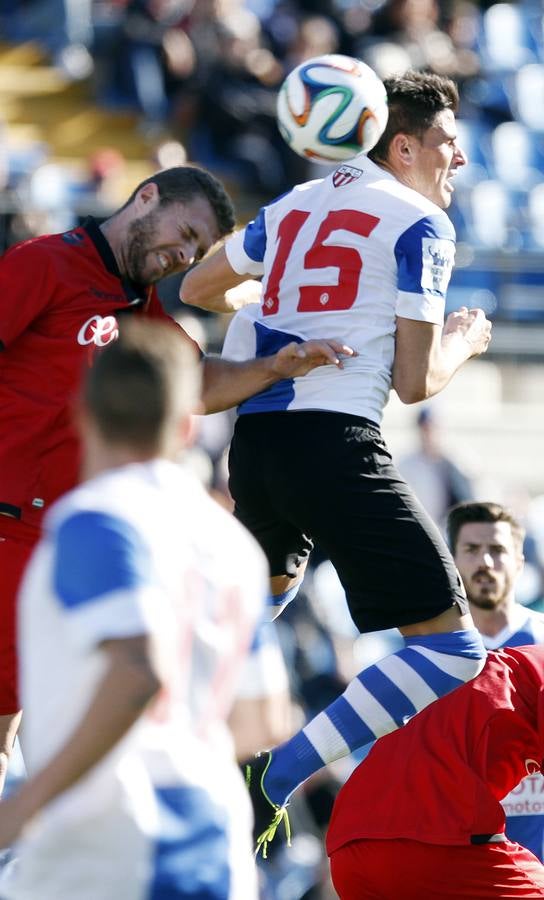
[329,838,544,899]
[0,518,39,715]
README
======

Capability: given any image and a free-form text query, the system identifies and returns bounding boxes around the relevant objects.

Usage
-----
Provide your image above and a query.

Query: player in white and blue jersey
[181,71,493,846]
[0,320,269,900]
[449,500,544,863]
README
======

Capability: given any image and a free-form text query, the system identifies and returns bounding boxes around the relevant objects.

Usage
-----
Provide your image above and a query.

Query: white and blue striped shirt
[223,155,455,423]
[8,460,268,900]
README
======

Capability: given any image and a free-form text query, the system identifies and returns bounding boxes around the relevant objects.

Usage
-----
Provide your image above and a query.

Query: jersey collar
[481,603,531,650]
[82,217,148,308]
[357,154,399,183]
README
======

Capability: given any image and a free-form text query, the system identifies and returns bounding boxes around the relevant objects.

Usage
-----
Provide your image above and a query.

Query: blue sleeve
[53,511,154,608]
[394,214,456,298]
[241,190,291,263]
[242,206,267,263]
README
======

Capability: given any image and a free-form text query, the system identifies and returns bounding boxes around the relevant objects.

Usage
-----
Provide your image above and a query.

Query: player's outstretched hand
[271,339,356,379]
[443,307,492,358]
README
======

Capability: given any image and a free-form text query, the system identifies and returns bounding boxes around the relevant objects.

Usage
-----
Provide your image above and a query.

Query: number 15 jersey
[223,155,456,424]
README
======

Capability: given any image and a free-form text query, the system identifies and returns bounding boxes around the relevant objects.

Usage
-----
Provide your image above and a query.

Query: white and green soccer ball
[276,54,389,164]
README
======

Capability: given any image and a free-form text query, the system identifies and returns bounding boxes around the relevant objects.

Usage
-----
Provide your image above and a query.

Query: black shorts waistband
[470,833,506,845]
[238,410,380,430]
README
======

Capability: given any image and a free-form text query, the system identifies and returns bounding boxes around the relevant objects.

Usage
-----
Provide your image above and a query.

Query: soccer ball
[276,54,389,164]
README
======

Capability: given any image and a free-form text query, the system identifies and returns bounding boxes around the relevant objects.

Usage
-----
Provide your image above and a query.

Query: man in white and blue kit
[448,500,544,863]
[181,70,493,840]
[0,319,269,899]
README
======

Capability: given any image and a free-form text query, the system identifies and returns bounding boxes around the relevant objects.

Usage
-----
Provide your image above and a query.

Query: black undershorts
[228,411,467,633]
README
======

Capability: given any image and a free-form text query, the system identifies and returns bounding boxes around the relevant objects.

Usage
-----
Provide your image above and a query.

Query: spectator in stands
[448,499,544,861]
[360,0,481,98]
[279,13,340,74]
[398,405,476,531]
[187,7,295,196]
[108,0,193,132]
[443,0,482,82]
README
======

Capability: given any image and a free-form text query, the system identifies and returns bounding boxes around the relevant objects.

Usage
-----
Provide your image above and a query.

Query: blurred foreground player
[327,645,544,900]
[0,320,269,900]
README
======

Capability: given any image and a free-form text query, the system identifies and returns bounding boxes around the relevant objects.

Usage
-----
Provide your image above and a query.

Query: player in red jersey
[0,164,353,794]
[327,644,544,899]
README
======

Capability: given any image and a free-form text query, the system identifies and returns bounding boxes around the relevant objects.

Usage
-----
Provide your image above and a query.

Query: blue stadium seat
[514,64,544,132]
[491,120,544,190]
[479,3,537,72]
[527,182,544,250]
[466,179,516,250]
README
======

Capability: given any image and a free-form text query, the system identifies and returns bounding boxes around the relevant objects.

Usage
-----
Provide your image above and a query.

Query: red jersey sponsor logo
[333,165,363,188]
[77,314,119,347]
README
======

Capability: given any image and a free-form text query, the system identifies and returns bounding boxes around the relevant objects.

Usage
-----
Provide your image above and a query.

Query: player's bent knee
[400,603,475,637]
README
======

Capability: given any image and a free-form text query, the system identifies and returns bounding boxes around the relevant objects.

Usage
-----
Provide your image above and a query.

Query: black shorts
[228,411,468,633]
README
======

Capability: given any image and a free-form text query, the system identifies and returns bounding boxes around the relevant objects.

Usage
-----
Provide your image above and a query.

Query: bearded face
[123,194,220,285]
[454,521,524,610]
[125,210,165,284]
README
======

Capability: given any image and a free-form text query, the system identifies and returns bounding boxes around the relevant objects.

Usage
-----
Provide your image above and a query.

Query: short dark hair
[447,501,525,555]
[123,166,236,238]
[84,319,201,453]
[368,71,459,164]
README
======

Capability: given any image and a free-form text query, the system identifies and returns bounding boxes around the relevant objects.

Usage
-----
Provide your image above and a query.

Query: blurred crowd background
[2,2,544,897]
[1,0,544,328]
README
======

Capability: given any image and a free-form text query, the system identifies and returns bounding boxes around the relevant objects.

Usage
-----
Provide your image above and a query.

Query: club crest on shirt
[333,165,363,188]
[77,314,119,347]
[421,238,455,294]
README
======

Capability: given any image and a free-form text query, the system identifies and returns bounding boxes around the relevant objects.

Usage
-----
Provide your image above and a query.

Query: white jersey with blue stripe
[223,156,455,424]
[7,460,268,900]
[481,604,544,862]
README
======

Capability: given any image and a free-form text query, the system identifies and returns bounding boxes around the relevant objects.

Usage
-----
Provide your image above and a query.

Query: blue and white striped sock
[263,628,485,806]
[266,583,301,619]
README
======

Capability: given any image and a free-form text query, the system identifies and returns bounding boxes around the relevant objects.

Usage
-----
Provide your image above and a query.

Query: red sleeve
[0,241,55,348]
[142,287,204,358]
[537,685,544,766]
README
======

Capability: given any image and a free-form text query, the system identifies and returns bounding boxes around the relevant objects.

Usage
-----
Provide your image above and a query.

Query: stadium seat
[514,64,544,132]
[527,182,544,249]
[491,121,543,190]
[480,3,536,72]
[525,5,544,60]
[467,179,511,249]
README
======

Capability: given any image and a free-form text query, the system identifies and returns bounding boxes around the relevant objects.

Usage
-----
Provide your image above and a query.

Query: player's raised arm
[393,307,492,404]
[181,244,262,313]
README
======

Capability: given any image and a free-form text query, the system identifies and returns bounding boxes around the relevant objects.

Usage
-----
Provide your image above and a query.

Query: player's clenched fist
[443,306,492,358]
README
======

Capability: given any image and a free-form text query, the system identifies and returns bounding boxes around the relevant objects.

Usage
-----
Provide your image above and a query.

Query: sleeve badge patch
[421,238,455,294]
